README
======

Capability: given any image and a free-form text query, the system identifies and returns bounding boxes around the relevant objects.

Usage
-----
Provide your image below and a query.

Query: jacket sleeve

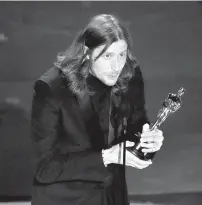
[31,79,111,184]
[125,69,150,142]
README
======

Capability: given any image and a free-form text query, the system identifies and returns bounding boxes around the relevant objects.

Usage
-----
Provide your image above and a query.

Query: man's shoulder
[35,67,66,93]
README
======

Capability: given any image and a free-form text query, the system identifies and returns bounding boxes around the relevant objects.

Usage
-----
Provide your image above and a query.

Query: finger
[140,142,156,148]
[134,160,152,169]
[141,135,164,143]
[142,148,158,153]
[142,123,150,133]
[140,136,155,142]
[141,131,157,138]
[141,129,160,136]
[126,141,135,147]
[155,135,164,143]
[154,129,163,136]
[158,135,164,143]
[126,150,152,167]
[142,128,162,135]
[129,154,152,166]
[137,164,152,169]
[144,139,162,150]
[142,143,162,152]
[134,162,152,169]
[151,135,164,144]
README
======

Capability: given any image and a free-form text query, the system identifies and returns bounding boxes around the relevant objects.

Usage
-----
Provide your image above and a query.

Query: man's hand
[102,141,152,169]
[140,123,164,153]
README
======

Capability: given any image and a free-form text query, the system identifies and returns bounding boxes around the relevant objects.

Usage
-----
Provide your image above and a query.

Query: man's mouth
[108,74,118,77]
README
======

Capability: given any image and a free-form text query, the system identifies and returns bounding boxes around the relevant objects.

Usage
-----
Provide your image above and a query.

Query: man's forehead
[96,40,128,53]
[106,40,127,52]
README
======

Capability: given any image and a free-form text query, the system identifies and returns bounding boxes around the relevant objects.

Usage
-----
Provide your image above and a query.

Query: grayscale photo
[0,1,202,205]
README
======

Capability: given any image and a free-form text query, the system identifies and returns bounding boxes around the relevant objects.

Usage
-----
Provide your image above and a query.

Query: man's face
[89,40,128,86]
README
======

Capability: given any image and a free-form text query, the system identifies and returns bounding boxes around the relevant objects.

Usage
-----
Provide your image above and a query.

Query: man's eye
[103,54,112,59]
[120,52,126,57]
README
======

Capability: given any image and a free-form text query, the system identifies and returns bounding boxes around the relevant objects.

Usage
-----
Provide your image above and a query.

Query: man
[31,14,164,205]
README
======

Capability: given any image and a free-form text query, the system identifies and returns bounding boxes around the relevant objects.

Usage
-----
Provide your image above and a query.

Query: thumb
[142,123,150,133]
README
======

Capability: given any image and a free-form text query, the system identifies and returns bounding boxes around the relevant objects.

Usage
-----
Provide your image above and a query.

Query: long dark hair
[54,14,142,97]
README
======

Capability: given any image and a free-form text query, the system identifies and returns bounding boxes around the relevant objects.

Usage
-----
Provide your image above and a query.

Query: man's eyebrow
[104,49,127,54]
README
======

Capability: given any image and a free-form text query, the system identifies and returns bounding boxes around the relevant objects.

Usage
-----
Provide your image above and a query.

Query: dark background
[0,1,202,202]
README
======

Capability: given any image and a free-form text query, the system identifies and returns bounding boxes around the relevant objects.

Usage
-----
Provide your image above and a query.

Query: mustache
[108,73,119,76]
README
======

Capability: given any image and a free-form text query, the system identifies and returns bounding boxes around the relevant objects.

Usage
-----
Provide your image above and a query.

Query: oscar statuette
[126,87,185,161]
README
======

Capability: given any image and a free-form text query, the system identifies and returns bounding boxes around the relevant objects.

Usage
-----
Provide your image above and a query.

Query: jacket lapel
[77,91,106,150]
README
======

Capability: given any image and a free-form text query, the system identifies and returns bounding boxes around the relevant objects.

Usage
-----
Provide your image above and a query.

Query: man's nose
[111,60,119,72]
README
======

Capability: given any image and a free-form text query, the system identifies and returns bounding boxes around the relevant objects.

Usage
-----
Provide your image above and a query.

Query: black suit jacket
[31,66,148,185]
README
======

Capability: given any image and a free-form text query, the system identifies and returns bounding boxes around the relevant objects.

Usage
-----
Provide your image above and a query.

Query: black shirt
[86,73,123,148]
